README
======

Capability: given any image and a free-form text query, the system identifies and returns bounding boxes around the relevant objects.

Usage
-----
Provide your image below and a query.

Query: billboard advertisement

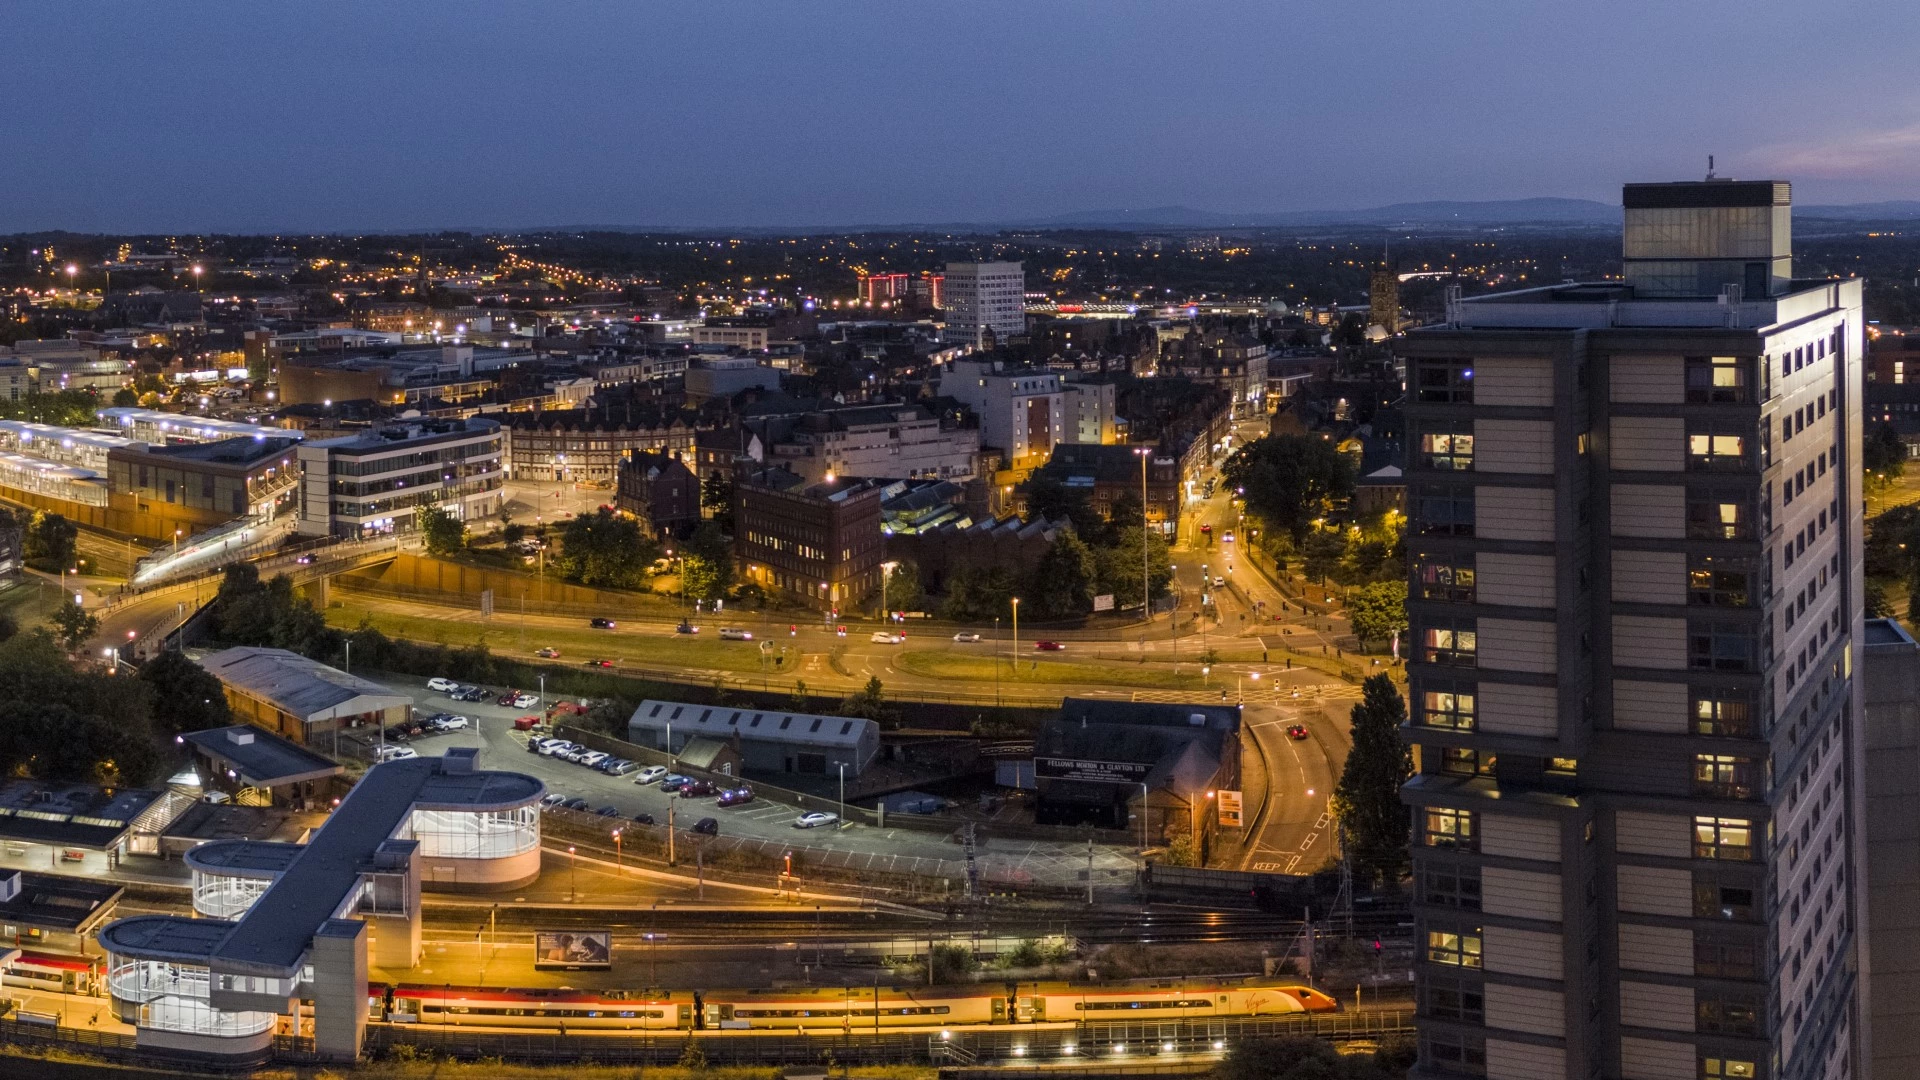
[1217,789,1244,827]
[1034,757,1153,784]
[534,930,613,970]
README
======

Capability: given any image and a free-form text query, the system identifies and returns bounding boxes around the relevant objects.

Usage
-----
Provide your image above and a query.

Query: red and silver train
[375,980,1338,1032]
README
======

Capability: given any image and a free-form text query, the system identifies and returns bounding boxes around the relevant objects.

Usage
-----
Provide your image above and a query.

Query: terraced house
[1400,179,1867,1080]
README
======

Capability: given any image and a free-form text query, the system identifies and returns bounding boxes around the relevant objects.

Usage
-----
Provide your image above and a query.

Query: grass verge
[894,649,1208,690]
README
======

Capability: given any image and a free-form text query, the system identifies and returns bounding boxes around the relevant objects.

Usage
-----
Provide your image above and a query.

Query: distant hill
[1798,201,1920,220]
[1019,198,1621,229]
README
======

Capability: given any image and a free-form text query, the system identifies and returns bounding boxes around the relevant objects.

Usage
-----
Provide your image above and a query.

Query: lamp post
[993,615,1001,705]
[1134,446,1152,620]
[612,829,622,871]
[1010,597,1020,678]
[838,762,847,829]
[1189,790,1215,867]
[879,560,897,622]
[567,845,577,903]
[1138,782,1150,851]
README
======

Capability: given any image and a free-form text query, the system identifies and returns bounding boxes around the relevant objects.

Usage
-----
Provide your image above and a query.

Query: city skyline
[5,1,1919,232]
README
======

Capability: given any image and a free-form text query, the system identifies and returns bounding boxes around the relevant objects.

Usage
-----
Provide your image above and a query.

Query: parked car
[373,745,418,763]
[426,677,459,693]
[635,765,668,785]
[439,715,473,732]
[594,806,620,818]
[538,740,580,758]
[717,787,755,807]
[870,631,906,644]
[718,627,753,641]
[631,812,656,825]
[577,751,610,769]
[1034,640,1065,652]
[604,759,639,776]
[1286,723,1310,741]
[793,811,839,829]
[535,647,561,659]
[540,792,567,807]
[590,618,618,629]
[952,632,982,643]
[454,686,490,702]
[675,621,700,635]
[562,797,591,811]
[585,658,614,668]
[679,780,717,798]
[512,693,540,709]
[496,690,522,706]
[660,774,691,792]
[691,818,719,836]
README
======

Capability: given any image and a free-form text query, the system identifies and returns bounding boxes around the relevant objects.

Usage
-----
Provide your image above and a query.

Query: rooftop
[0,780,163,850]
[0,870,124,932]
[182,840,304,879]
[630,700,877,751]
[1865,617,1915,650]
[182,725,344,788]
[312,417,500,454]
[201,647,413,724]
[123,435,299,466]
[1440,277,1858,333]
[98,914,237,963]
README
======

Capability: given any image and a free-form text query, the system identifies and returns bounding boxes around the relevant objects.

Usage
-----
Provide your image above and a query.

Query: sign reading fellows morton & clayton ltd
[1034,757,1154,784]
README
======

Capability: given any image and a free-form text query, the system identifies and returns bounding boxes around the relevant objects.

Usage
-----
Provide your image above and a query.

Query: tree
[1026,534,1097,619]
[1865,422,1908,482]
[681,520,734,602]
[838,676,897,726]
[1222,435,1356,544]
[1213,1035,1413,1080]
[1300,529,1346,584]
[414,504,467,558]
[941,564,1018,621]
[700,472,735,532]
[1346,581,1408,652]
[871,559,925,615]
[0,629,160,784]
[1331,675,1413,884]
[554,507,659,590]
[48,599,98,652]
[1866,582,1892,620]
[111,388,139,408]
[1020,474,1104,539]
[138,648,233,737]
[22,511,77,569]
[1093,526,1173,609]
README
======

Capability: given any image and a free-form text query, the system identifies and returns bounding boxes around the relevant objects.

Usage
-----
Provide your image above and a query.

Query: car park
[691,818,719,836]
[793,811,839,829]
[718,627,753,641]
[717,787,755,807]
[635,765,667,785]
[870,631,906,644]
[952,632,982,643]
[562,797,591,811]
[427,677,458,693]
[590,618,617,629]
[679,780,716,798]
[1034,641,1065,652]
[535,647,561,658]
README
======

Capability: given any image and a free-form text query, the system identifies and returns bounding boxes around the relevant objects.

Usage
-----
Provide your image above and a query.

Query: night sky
[6,1,1916,232]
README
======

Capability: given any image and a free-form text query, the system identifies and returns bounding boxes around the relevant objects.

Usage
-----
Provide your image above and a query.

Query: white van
[718,627,753,641]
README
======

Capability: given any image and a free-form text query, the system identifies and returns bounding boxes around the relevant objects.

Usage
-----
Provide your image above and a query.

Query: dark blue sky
[7,1,1917,232]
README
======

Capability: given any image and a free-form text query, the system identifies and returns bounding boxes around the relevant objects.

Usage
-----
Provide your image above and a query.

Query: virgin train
[374,980,1339,1032]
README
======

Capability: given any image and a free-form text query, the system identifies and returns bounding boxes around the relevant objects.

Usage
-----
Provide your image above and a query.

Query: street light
[1010,597,1020,678]
[838,762,847,829]
[567,845,577,903]
[879,560,898,622]
[1134,446,1152,620]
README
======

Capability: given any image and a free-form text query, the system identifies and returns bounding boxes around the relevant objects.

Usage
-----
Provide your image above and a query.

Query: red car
[1034,641,1065,652]
[584,659,614,668]
[717,787,755,807]
[1286,723,1309,740]
[679,780,717,798]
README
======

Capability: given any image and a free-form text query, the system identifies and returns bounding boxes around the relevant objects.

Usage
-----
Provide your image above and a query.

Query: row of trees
[426,505,740,606]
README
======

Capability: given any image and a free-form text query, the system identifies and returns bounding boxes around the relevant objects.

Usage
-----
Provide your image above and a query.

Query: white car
[426,677,459,693]
[512,693,540,709]
[952,632,982,643]
[870,632,906,645]
[538,740,579,757]
[1213,576,1226,588]
[373,745,418,762]
[718,627,753,641]
[793,811,840,829]
[436,715,470,732]
[577,751,610,769]
[541,792,567,807]
[634,765,668,785]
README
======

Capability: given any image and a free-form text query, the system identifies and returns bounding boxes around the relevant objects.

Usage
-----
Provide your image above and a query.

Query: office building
[502,407,697,484]
[733,465,885,612]
[771,403,980,484]
[1400,179,1866,1080]
[936,357,1065,471]
[614,451,700,538]
[941,262,1026,346]
[294,417,503,538]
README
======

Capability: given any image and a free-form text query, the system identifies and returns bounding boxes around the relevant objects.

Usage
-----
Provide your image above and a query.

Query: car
[535,647,561,659]
[590,618,618,629]
[512,693,540,709]
[870,631,906,644]
[952,632,982,643]
[1213,576,1227,588]
[1223,530,1234,543]
[634,765,668,785]
[562,797,591,811]
[454,686,489,702]
[793,811,839,829]
[565,747,599,765]
[679,780,717,798]
[691,818,719,836]
[426,677,459,693]
[717,787,755,807]
[585,658,614,668]
[675,621,700,635]
[373,745,418,762]
[595,806,620,818]
[577,751,611,769]
[604,759,639,776]
[539,740,580,758]
[1287,723,1310,740]
[1200,523,1212,535]
[834,625,847,636]
[1034,640,1065,652]
[718,627,753,641]
[660,774,691,792]
[435,715,471,732]
[631,812,656,825]
[540,792,567,807]
[295,553,316,565]
[496,690,522,706]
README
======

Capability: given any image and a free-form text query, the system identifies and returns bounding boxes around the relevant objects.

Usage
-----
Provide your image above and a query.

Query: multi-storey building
[1400,179,1866,1080]
[501,408,698,484]
[936,357,1064,472]
[295,417,504,538]
[733,465,885,612]
[771,403,979,484]
[941,261,1026,346]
